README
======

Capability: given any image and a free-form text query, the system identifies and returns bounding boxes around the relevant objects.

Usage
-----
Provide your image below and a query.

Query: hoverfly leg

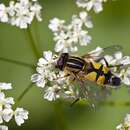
[109,64,123,68]
[103,58,109,67]
[70,98,80,107]
[101,58,123,68]
[103,58,123,69]
[54,74,70,80]
[96,57,109,67]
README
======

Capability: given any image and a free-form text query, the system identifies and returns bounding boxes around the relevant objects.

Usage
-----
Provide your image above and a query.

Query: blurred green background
[0,0,130,130]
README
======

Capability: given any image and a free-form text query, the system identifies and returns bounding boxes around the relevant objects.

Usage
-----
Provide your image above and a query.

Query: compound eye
[112,77,121,86]
[55,53,68,70]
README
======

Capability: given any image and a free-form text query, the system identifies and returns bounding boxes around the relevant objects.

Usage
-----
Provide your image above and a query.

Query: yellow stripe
[92,62,101,69]
[92,62,110,74]
[97,75,105,85]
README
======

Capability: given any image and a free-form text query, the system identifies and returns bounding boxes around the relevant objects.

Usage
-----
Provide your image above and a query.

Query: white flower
[116,114,130,130]
[119,67,130,86]
[76,0,107,13]
[49,12,92,53]
[124,114,130,128]
[0,82,29,129]
[44,85,60,101]
[0,4,8,22]
[11,0,34,28]
[31,51,58,88]
[0,92,15,110]
[0,83,12,91]
[104,52,130,66]
[2,108,14,122]
[30,2,42,22]
[48,18,65,32]
[100,51,130,68]
[0,125,8,130]
[116,124,124,130]
[78,30,92,46]
[0,0,42,29]
[38,51,55,66]
[79,11,93,28]
[0,110,3,124]
[14,108,29,126]
[7,1,15,17]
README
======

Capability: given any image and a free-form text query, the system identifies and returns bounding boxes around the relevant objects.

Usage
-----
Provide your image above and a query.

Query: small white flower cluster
[0,0,42,29]
[0,82,29,130]
[49,11,93,53]
[116,114,130,130]
[76,0,107,13]
[31,51,76,101]
[49,0,109,54]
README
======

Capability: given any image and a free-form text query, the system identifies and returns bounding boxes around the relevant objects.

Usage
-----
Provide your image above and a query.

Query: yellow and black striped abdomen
[92,62,110,74]
[84,62,110,86]
[81,71,105,86]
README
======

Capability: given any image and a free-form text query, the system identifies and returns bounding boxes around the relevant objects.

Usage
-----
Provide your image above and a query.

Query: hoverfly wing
[82,45,123,62]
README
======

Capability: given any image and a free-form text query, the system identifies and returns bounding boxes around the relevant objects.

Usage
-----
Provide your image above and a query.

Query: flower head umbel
[31,51,77,101]
[76,0,107,13]
[31,51,58,88]
[0,0,42,29]
[0,82,29,130]
[49,11,93,53]
[116,114,130,130]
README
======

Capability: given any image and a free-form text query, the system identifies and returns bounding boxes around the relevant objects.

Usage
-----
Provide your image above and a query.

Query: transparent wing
[82,45,123,61]
[78,80,111,104]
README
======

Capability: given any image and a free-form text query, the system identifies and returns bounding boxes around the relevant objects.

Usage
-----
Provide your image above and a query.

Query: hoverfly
[55,45,123,105]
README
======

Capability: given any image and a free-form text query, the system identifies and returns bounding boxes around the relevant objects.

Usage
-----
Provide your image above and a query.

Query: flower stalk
[53,102,68,130]
[16,83,34,106]
[0,56,34,69]
[26,28,41,58]
[100,101,130,107]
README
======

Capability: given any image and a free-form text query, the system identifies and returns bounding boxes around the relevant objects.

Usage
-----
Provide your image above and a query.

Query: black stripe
[69,56,85,63]
[68,58,84,67]
[66,62,83,70]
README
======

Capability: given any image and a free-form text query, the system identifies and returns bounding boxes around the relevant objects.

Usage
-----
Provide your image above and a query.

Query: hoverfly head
[56,53,69,70]
[111,76,121,86]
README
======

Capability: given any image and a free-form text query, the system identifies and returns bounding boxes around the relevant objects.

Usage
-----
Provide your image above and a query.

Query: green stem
[100,101,130,107]
[15,83,34,107]
[14,27,40,106]
[0,57,34,69]
[25,28,41,58]
[53,102,68,130]
[17,83,33,102]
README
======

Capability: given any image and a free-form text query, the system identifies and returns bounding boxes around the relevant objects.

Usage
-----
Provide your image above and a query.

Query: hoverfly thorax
[56,53,69,70]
